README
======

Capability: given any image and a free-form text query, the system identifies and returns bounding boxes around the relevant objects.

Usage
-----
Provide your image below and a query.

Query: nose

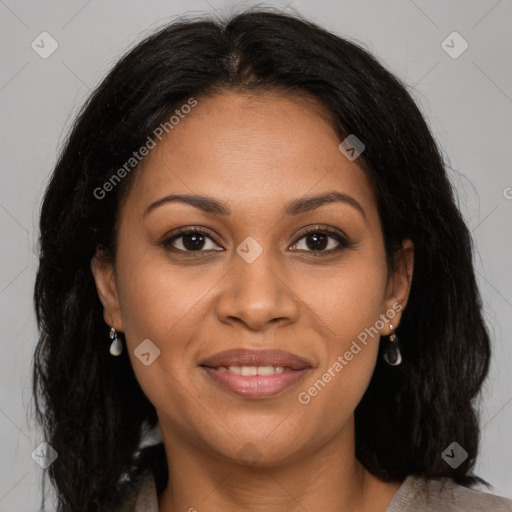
[215,249,299,332]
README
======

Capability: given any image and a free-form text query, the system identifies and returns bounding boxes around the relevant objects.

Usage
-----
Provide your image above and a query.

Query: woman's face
[92,90,413,466]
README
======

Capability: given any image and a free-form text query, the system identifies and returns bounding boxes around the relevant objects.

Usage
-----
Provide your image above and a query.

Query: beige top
[117,471,512,511]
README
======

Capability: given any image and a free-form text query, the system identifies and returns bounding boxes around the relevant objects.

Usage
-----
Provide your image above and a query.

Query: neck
[157,418,400,512]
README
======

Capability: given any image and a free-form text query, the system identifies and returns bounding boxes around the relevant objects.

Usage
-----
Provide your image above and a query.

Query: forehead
[123,90,377,223]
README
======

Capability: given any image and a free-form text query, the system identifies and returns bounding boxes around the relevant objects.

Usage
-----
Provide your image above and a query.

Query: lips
[199,348,313,399]
[199,348,312,370]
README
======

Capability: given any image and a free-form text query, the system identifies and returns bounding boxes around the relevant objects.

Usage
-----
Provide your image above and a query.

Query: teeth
[222,365,285,375]
[240,366,257,376]
[255,365,281,376]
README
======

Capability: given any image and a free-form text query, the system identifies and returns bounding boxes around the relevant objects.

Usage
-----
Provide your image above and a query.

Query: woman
[32,7,512,512]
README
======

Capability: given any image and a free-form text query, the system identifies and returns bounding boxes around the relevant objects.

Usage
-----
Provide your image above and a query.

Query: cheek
[114,258,212,421]
[295,253,388,339]
[294,264,386,431]
[113,244,215,391]
[292,253,386,417]
[115,244,211,342]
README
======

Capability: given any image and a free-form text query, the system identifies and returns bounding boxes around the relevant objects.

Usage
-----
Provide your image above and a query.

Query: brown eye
[180,232,207,251]
[162,228,222,253]
[304,232,329,251]
[290,227,352,256]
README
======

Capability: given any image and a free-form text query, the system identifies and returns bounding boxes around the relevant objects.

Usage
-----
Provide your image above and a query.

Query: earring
[109,326,123,356]
[383,324,402,366]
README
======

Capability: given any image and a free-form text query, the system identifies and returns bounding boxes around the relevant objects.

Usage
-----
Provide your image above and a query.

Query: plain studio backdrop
[0,0,511,510]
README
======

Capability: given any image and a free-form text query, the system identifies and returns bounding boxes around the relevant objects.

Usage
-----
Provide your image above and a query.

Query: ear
[381,239,414,335]
[90,249,124,332]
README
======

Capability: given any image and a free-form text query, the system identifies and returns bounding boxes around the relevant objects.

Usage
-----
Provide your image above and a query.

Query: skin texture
[91,90,414,512]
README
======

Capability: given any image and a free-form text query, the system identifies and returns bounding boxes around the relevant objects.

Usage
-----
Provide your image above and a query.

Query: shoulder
[114,471,160,512]
[385,474,512,512]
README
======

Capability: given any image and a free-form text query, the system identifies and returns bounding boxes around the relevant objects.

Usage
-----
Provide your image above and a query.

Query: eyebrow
[143,191,369,225]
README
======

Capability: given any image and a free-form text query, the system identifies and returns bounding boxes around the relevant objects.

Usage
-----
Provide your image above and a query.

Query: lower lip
[200,366,311,399]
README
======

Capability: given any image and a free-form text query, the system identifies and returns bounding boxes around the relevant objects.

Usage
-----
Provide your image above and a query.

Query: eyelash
[160,225,353,257]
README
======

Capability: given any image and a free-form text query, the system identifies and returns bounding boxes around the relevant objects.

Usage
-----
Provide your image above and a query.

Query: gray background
[1,0,511,510]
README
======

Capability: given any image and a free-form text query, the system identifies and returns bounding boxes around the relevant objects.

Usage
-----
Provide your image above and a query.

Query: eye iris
[306,232,328,250]
[183,232,205,250]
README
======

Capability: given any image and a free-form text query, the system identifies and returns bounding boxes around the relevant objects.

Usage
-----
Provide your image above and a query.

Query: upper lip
[199,349,312,370]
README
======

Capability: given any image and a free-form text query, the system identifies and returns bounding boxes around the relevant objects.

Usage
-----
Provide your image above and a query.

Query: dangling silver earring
[109,326,123,356]
[383,324,402,366]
